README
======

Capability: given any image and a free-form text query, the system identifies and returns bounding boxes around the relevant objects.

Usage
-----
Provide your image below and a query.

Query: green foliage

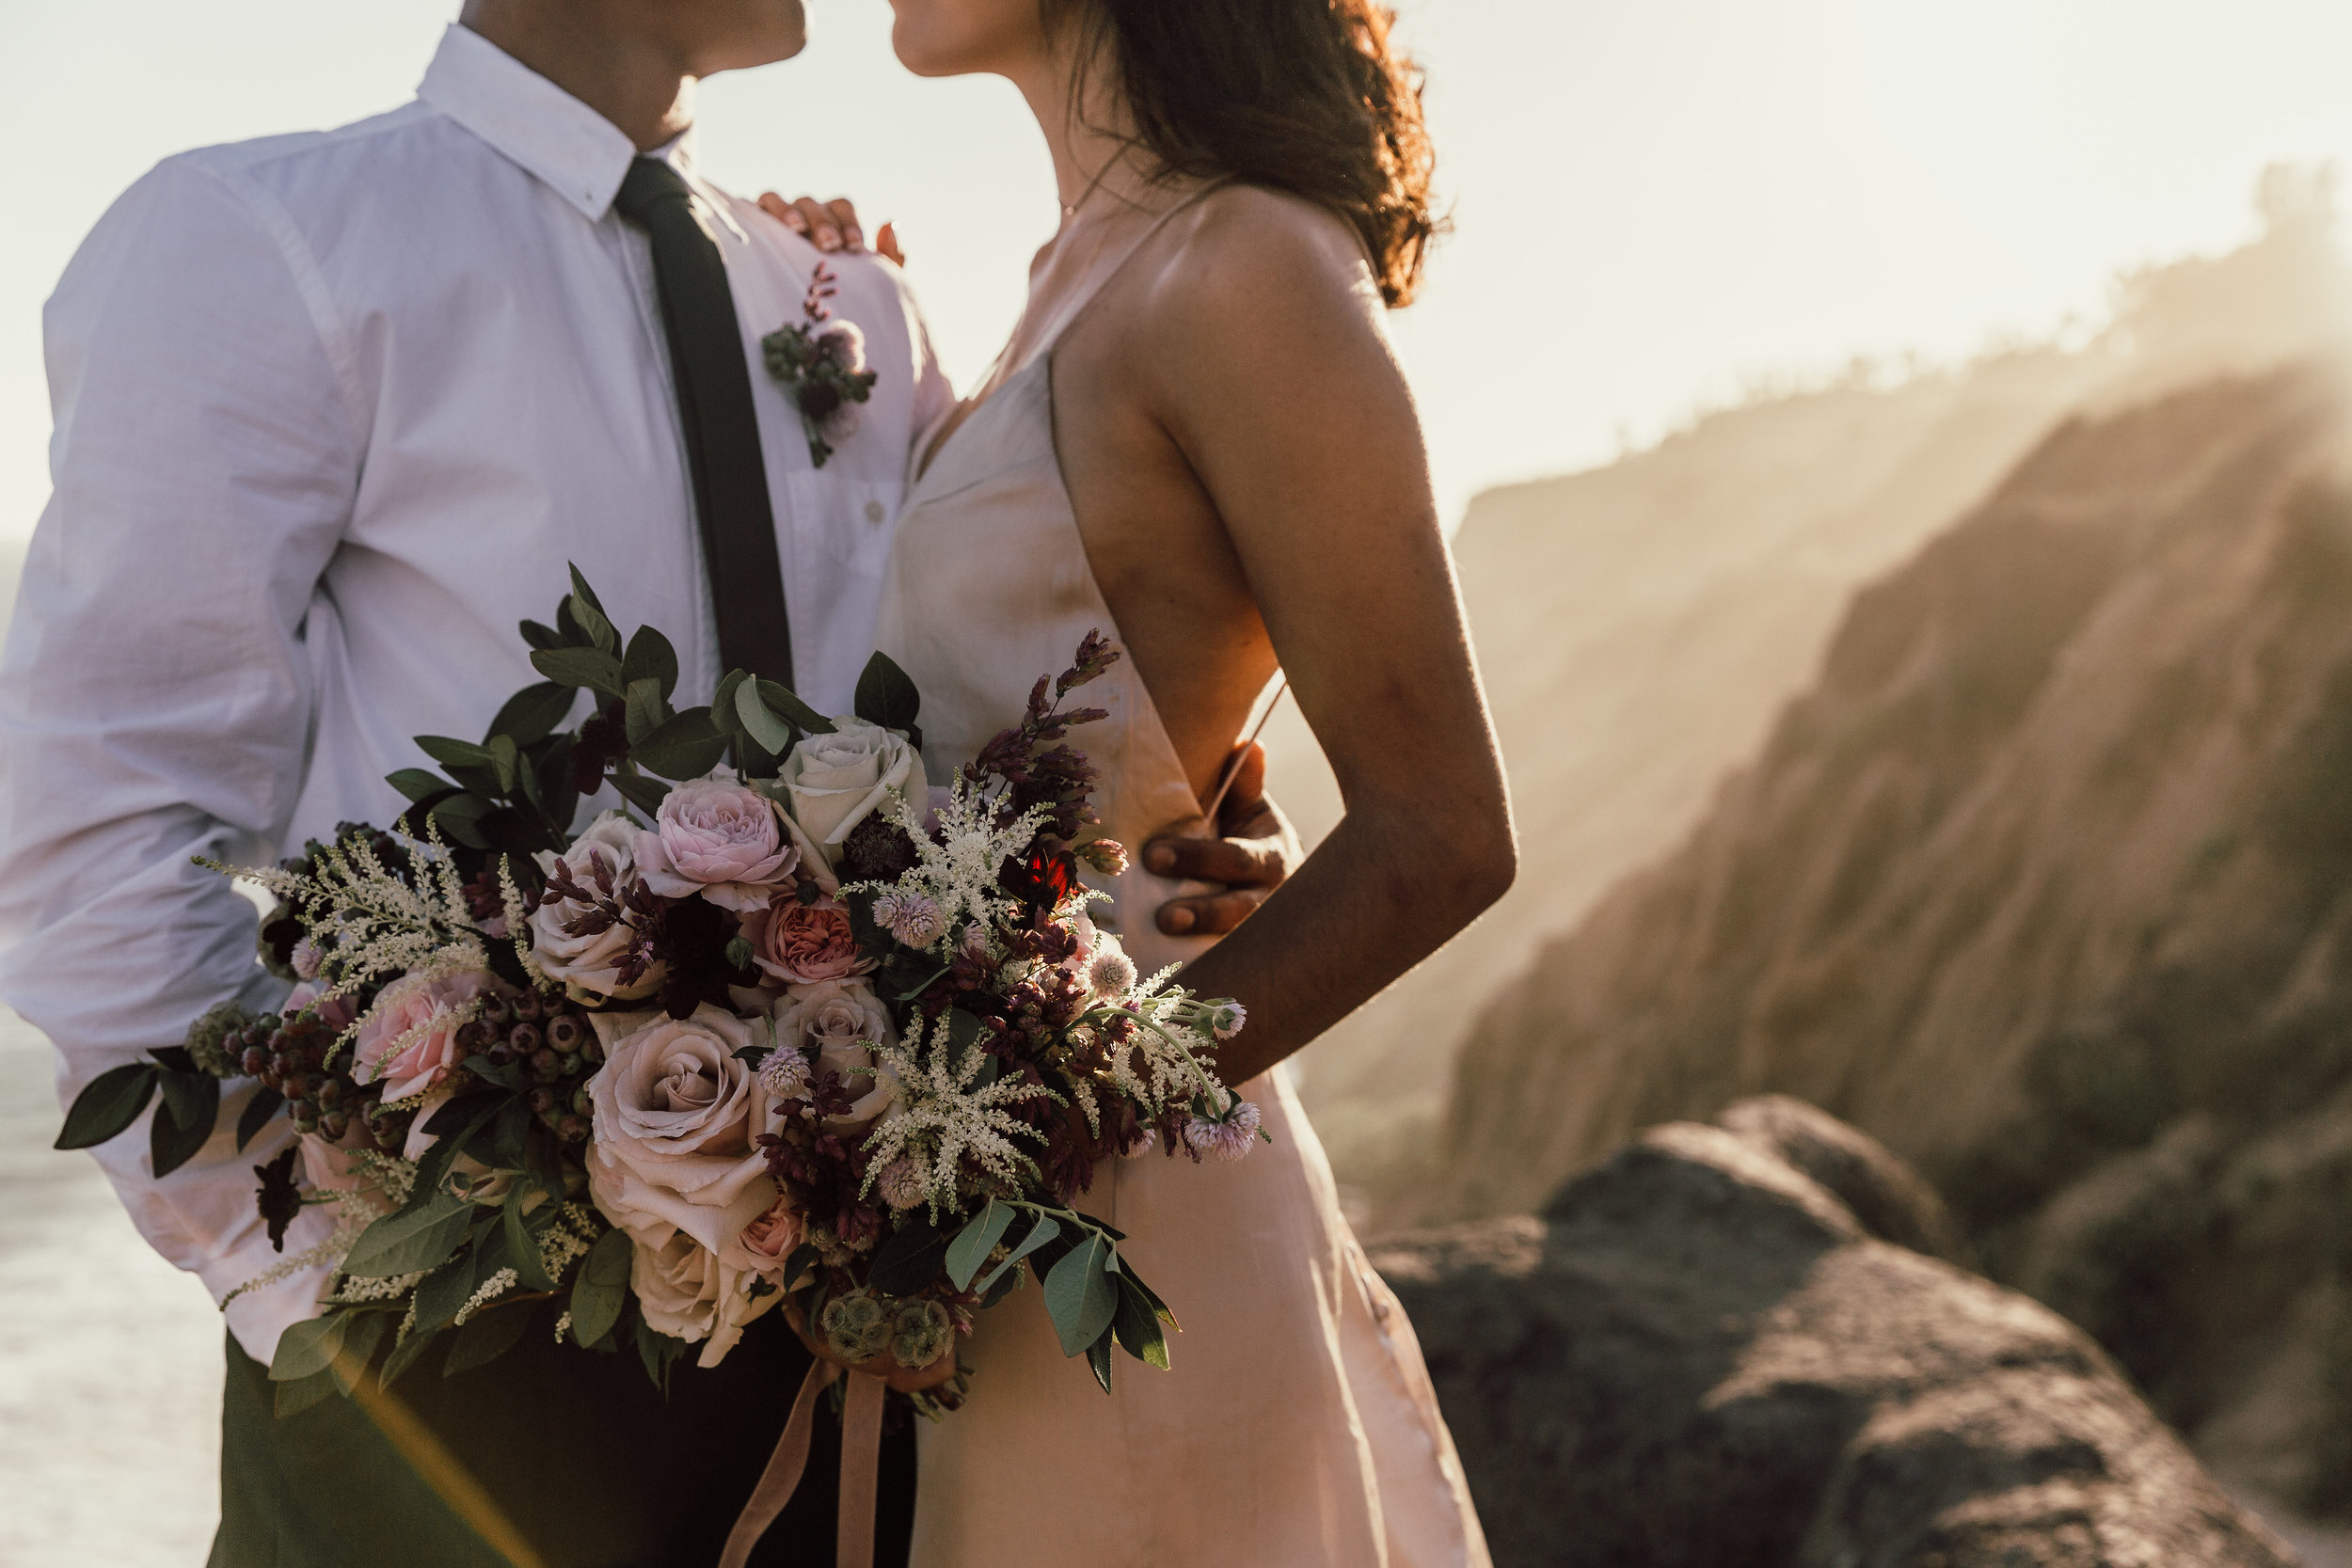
[445,1301,533,1377]
[235,1087,285,1152]
[855,650,922,750]
[569,1227,631,1349]
[1043,1230,1119,1358]
[269,1313,352,1382]
[869,1216,949,1297]
[975,1212,1059,1296]
[54,1062,156,1149]
[150,1067,220,1177]
[946,1199,1015,1291]
[342,1191,473,1278]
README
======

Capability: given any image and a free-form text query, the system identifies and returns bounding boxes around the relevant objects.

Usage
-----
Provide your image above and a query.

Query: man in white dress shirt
[0,2,1294,1563]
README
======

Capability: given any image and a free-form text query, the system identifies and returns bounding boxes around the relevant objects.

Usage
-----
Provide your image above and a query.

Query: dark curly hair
[1048,0,1442,308]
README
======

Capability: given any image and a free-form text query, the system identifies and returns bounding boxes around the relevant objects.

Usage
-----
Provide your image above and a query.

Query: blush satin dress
[871,185,1490,1568]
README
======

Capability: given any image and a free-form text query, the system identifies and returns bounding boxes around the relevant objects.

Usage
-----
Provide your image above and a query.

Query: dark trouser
[209,1314,915,1568]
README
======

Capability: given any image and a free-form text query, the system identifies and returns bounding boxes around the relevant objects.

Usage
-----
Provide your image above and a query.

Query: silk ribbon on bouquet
[718,1361,887,1568]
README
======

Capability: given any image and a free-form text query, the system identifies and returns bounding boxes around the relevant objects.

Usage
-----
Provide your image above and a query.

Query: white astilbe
[1094,983,1231,1121]
[858,1011,1059,1214]
[221,1196,376,1307]
[844,783,1055,963]
[498,854,550,987]
[221,1150,418,1308]
[454,1268,519,1325]
[202,820,486,1060]
[537,1204,600,1282]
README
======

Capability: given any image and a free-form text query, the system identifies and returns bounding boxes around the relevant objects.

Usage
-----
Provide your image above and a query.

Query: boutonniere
[762,263,879,468]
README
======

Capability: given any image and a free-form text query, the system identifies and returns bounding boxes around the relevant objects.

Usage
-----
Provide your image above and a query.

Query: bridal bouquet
[58,570,1260,1416]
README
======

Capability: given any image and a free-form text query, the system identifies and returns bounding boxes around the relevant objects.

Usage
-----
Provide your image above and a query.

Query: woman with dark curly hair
[863,1,1509,1562]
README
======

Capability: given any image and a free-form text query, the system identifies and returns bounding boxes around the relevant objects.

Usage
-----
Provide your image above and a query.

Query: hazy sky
[5,0,2352,547]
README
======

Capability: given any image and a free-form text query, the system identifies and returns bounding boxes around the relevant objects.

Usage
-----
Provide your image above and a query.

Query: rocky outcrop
[1377,1097,2295,1567]
[1426,361,2352,1506]
[1282,177,2352,1203]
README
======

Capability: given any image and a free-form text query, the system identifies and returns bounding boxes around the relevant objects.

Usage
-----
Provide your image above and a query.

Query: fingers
[1143,830,1286,889]
[1213,741,1268,833]
[1156,885,1269,937]
[877,221,906,268]
[755,193,866,253]
[824,198,866,254]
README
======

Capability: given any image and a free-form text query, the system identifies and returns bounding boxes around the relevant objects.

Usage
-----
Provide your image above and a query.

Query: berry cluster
[449,984,603,1144]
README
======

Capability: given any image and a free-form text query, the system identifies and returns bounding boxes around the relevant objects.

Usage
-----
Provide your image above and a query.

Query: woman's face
[885,0,1051,79]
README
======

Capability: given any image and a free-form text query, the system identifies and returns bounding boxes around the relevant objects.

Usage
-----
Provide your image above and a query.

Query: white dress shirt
[0,24,954,1363]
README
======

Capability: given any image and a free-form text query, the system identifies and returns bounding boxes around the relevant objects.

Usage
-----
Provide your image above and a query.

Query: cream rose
[773,979,899,1130]
[719,1194,804,1279]
[352,969,502,1104]
[530,812,661,1001]
[634,777,800,912]
[624,1219,784,1368]
[774,720,918,868]
[585,1006,783,1257]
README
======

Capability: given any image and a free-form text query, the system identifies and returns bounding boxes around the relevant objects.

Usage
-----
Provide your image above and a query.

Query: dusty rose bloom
[721,1195,804,1279]
[742,895,873,986]
[634,778,799,911]
[353,969,501,1104]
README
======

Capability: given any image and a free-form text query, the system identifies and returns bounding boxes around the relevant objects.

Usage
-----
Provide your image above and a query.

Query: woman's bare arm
[1135,192,1517,1085]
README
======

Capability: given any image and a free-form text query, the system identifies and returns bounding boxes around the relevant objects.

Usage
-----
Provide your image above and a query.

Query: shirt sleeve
[0,154,361,1359]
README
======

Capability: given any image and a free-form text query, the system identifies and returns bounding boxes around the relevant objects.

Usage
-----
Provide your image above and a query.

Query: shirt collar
[417,23,701,222]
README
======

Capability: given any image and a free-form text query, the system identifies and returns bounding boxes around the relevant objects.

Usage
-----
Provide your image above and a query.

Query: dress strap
[1000,178,1234,383]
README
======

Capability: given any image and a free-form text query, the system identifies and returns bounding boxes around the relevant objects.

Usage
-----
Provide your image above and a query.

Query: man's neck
[459,1,695,152]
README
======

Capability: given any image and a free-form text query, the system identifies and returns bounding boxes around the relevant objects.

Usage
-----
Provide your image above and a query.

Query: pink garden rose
[741,895,873,986]
[720,1194,804,1280]
[530,812,661,1001]
[625,1221,783,1367]
[772,979,898,1130]
[633,778,800,911]
[352,969,502,1104]
[585,1006,783,1252]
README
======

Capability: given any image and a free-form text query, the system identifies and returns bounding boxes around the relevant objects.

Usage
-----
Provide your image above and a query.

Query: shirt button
[865,500,886,524]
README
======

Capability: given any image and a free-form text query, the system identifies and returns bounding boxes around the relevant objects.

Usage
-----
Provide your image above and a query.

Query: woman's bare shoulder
[1151,184,1377,311]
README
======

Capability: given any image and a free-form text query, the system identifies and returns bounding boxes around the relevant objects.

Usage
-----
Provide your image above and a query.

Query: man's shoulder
[154,100,459,211]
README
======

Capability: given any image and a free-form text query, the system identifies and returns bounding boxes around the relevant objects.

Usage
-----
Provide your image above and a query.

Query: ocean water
[0,1006,219,1565]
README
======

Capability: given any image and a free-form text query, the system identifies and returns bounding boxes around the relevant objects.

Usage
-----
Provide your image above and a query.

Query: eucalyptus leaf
[488,681,576,748]
[151,1069,219,1178]
[975,1212,1060,1296]
[624,677,664,746]
[342,1191,473,1278]
[445,1301,533,1377]
[269,1312,352,1382]
[235,1085,285,1152]
[1086,1326,1116,1393]
[518,618,564,652]
[387,768,455,805]
[946,1199,1015,1291]
[54,1062,156,1150]
[1113,1275,1171,1369]
[610,770,672,815]
[379,1323,442,1387]
[568,593,619,656]
[869,1216,949,1297]
[503,1185,558,1291]
[734,679,796,755]
[414,1253,478,1336]
[568,1227,632,1350]
[530,645,626,698]
[332,1312,389,1396]
[485,734,521,796]
[631,708,729,782]
[415,734,493,768]
[274,1366,342,1418]
[853,650,921,737]
[622,626,680,702]
[1043,1229,1120,1358]
[755,679,835,736]
[423,793,494,850]
[566,562,610,617]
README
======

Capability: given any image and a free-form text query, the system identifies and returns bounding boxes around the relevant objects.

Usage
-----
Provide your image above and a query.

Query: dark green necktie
[615,157,796,687]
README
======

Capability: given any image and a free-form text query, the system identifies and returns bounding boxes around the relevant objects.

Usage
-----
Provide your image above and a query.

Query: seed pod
[557,1051,583,1078]
[456,1020,491,1052]
[479,993,514,1027]
[241,1047,270,1077]
[557,1115,590,1143]
[508,1022,543,1055]
[528,1087,554,1115]
[531,1048,560,1082]
[546,1014,584,1053]
[512,989,544,1022]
